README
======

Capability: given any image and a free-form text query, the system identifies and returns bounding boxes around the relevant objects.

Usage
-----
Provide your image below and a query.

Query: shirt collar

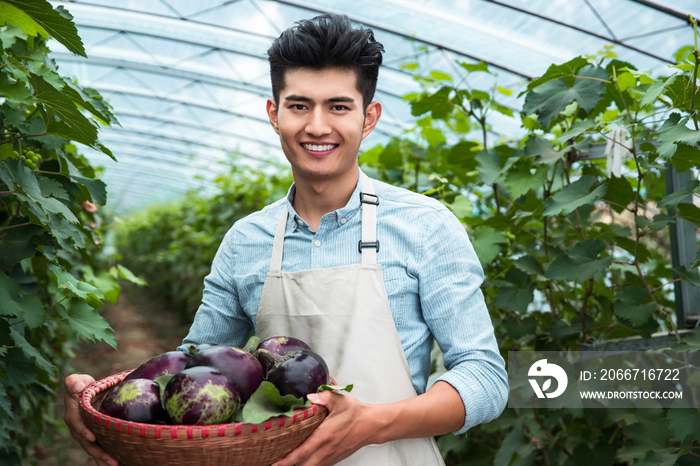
[283,170,365,230]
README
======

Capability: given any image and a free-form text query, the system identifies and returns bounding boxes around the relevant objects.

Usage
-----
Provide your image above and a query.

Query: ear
[266,98,279,134]
[361,101,382,140]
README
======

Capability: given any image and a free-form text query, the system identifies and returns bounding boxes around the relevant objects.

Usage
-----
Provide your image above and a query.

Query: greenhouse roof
[48,0,700,213]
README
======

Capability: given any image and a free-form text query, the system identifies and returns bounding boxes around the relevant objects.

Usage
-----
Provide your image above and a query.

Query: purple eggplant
[185,345,263,402]
[265,349,329,400]
[99,378,168,424]
[123,351,191,382]
[256,336,311,374]
[163,366,241,425]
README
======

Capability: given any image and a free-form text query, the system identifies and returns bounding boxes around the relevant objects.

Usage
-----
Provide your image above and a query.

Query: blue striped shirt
[180,172,508,434]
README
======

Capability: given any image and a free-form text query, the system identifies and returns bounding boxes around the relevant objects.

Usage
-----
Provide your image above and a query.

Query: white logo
[528,359,568,398]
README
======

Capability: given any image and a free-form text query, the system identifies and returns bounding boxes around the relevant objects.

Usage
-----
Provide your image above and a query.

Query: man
[64,14,508,466]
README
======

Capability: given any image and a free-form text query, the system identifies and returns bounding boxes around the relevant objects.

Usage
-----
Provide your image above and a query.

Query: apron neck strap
[270,173,379,272]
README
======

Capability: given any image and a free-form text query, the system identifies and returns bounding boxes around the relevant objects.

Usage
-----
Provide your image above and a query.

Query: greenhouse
[1,1,700,465]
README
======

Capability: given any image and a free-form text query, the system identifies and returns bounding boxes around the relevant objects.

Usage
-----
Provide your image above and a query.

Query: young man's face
[266,67,381,185]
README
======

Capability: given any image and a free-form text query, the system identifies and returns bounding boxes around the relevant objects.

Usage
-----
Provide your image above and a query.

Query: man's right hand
[64,374,119,466]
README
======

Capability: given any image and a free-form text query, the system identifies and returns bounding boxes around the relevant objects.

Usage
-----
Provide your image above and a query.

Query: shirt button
[292,221,297,227]
[314,240,321,248]
[340,217,347,225]
[298,219,304,226]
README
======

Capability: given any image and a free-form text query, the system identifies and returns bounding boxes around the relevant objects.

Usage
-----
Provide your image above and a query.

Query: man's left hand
[271,390,381,466]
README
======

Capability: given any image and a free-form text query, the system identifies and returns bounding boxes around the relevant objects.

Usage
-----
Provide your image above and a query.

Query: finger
[307,390,336,409]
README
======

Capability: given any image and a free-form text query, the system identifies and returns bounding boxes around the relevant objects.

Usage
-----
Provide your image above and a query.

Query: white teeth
[302,144,336,151]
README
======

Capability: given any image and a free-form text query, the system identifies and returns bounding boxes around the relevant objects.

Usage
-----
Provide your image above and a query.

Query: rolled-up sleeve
[419,208,508,434]
[178,227,253,352]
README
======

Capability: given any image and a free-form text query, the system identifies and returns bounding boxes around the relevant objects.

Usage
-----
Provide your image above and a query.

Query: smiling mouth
[301,143,338,152]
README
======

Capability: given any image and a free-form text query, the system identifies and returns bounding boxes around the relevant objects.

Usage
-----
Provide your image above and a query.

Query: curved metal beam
[628,0,700,25]
[482,0,676,64]
[268,0,535,79]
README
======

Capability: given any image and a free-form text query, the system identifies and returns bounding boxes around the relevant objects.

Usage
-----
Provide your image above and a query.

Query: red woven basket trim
[116,421,123,433]
[127,423,134,435]
[187,426,194,439]
[312,404,317,415]
[155,426,163,439]
[264,420,271,431]
[278,417,285,428]
[251,424,258,433]
[202,427,209,438]
[140,425,147,437]
[170,426,178,439]
[292,411,298,423]
[233,424,241,435]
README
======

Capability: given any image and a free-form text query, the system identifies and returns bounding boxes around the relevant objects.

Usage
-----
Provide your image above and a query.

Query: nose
[304,107,332,137]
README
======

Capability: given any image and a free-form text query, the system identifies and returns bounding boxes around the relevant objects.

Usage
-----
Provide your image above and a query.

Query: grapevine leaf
[9,326,55,373]
[57,300,116,349]
[475,148,504,185]
[522,65,608,128]
[556,119,596,143]
[543,176,607,216]
[670,143,700,172]
[458,60,489,74]
[494,268,535,313]
[635,214,674,231]
[0,144,13,162]
[469,226,507,265]
[494,428,531,466]
[640,75,676,108]
[613,286,656,326]
[442,194,472,219]
[603,176,635,213]
[524,136,569,165]
[0,383,11,417]
[56,153,108,206]
[0,272,46,328]
[0,224,43,267]
[524,56,590,92]
[513,255,545,276]
[4,348,39,389]
[318,384,353,393]
[0,318,10,346]
[677,203,700,225]
[2,0,86,57]
[62,81,116,125]
[666,408,700,442]
[545,239,612,282]
[657,179,699,209]
[410,87,453,119]
[0,2,48,38]
[48,264,104,301]
[504,159,546,199]
[657,113,700,159]
[241,381,309,425]
[113,264,148,286]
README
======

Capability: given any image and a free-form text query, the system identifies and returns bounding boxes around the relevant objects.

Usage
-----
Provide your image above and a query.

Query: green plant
[359,38,700,466]
[0,1,142,464]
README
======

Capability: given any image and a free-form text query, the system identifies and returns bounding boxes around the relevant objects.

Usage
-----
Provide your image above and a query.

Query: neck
[292,167,360,231]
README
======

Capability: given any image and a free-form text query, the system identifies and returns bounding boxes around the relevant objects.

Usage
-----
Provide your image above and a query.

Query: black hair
[267,14,384,111]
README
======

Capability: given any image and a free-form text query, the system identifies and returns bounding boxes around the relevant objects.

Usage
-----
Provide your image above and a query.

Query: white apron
[256,173,445,466]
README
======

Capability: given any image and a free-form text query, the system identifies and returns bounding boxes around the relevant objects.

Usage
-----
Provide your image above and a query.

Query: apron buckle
[358,240,380,253]
[359,192,379,206]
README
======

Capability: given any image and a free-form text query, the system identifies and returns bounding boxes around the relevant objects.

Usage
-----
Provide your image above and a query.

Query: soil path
[36,287,187,466]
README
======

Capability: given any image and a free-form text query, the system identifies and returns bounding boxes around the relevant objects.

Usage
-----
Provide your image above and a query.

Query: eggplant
[99,378,169,424]
[256,336,311,374]
[265,349,329,400]
[163,366,241,425]
[123,351,191,382]
[185,345,263,402]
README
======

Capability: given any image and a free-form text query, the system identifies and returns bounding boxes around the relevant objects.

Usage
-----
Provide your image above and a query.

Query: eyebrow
[284,95,356,104]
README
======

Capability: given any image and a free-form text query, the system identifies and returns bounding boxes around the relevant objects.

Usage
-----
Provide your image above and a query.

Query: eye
[290,104,306,110]
[332,105,349,111]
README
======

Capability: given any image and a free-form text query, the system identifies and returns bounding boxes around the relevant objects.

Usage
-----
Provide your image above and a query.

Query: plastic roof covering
[46,0,700,214]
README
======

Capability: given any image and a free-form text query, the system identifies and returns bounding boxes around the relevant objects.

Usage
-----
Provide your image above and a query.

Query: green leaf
[0,224,43,267]
[112,264,148,286]
[548,320,581,341]
[2,0,86,57]
[666,408,700,442]
[616,71,636,91]
[0,272,46,328]
[677,203,700,225]
[544,176,607,216]
[504,158,546,199]
[635,214,674,231]
[514,255,545,276]
[475,148,503,185]
[525,56,590,92]
[0,2,48,38]
[48,264,104,301]
[429,70,452,82]
[494,428,532,466]
[636,449,680,466]
[0,144,13,162]
[640,75,676,108]
[545,239,612,282]
[442,194,472,219]
[657,113,700,159]
[422,127,445,146]
[613,286,656,326]
[57,300,116,349]
[56,152,108,205]
[319,384,353,393]
[524,136,568,165]
[658,179,699,209]
[603,176,635,213]
[9,326,55,372]
[241,381,309,425]
[523,65,608,128]
[670,143,700,172]
[154,374,175,410]
[469,226,507,265]
[458,60,489,74]
[494,268,535,314]
[410,87,453,119]
[556,119,596,143]
[0,383,12,417]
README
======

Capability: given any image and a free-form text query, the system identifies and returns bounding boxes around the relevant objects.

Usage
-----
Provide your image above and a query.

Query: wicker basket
[79,370,328,466]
